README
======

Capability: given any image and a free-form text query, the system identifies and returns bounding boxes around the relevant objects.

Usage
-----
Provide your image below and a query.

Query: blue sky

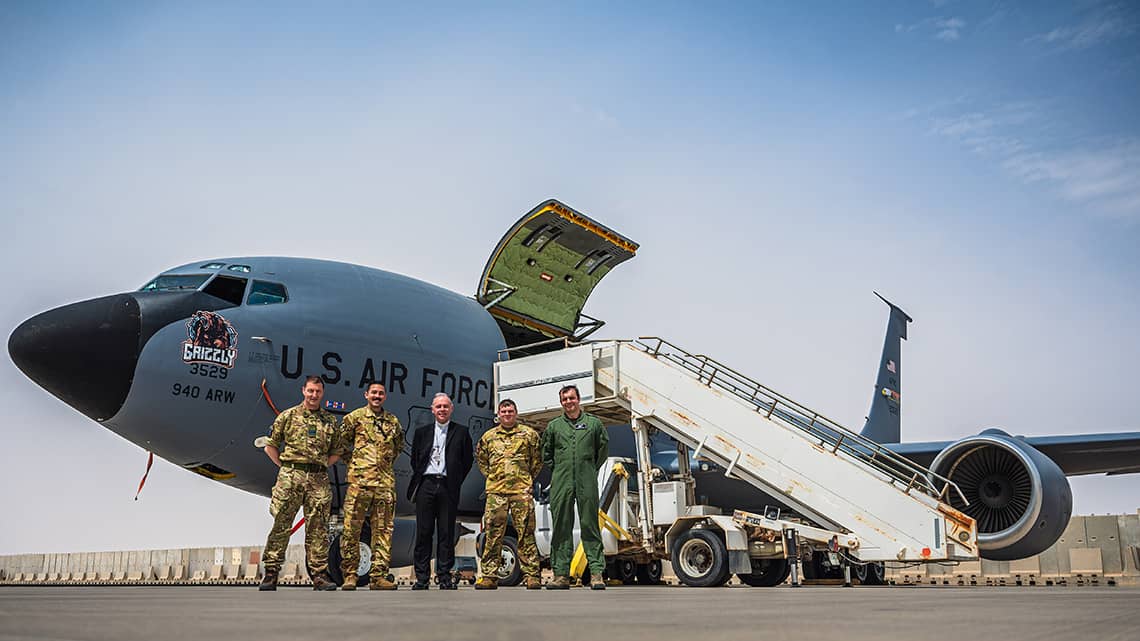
[1,1,1137,553]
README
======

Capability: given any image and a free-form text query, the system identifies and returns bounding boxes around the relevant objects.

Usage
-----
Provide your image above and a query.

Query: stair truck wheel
[671,528,730,588]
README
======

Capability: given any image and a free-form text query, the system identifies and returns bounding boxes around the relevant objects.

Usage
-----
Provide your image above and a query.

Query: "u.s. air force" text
[278,345,491,409]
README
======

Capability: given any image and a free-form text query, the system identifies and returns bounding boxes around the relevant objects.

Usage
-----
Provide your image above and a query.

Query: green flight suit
[541,411,609,578]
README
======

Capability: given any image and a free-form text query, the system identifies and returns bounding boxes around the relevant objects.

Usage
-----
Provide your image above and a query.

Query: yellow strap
[570,544,588,578]
[598,510,631,541]
[570,509,634,579]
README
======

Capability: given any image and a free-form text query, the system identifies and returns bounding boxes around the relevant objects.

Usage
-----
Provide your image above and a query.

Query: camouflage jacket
[340,406,404,488]
[267,404,342,465]
[476,422,542,496]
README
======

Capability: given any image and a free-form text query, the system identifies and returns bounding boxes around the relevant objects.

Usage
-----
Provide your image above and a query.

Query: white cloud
[930,112,995,138]
[977,7,1009,33]
[1028,3,1137,51]
[935,17,966,41]
[1001,141,1140,220]
[927,102,1140,221]
[896,16,967,42]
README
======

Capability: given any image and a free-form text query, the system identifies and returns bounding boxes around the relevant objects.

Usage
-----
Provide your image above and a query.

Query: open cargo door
[477,199,638,352]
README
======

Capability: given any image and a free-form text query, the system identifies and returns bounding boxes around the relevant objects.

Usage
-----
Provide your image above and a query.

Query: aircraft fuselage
[10,257,507,517]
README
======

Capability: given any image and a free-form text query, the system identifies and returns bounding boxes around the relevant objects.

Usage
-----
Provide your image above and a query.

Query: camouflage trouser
[481,493,539,579]
[341,484,396,580]
[262,466,332,575]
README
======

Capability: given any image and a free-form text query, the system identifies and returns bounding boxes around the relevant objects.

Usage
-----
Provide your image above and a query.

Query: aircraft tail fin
[859,292,912,444]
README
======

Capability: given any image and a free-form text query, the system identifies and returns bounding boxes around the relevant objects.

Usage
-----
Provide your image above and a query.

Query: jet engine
[930,429,1072,560]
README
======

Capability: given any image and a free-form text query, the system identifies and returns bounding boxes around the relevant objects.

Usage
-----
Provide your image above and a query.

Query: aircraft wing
[888,432,1140,476]
[477,199,638,350]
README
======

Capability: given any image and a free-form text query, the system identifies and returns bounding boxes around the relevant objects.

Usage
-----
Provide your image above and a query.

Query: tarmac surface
[1,585,1137,641]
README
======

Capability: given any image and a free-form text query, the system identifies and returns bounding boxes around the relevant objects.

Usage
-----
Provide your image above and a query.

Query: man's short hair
[497,398,517,410]
[558,384,579,399]
[303,376,325,387]
[365,381,386,391]
[432,392,452,405]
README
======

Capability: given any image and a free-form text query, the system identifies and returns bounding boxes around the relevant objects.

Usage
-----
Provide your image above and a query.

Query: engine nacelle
[930,429,1072,561]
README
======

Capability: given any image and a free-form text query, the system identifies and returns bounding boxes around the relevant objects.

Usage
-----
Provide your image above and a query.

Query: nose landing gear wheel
[737,558,791,587]
[327,532,373,588]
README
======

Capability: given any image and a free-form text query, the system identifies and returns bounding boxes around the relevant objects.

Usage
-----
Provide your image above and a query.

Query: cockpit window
[202,275,248,305]
[199,262,225,270]
[227,264,251,273]
[139,274,211,292]
[247,280,288,305]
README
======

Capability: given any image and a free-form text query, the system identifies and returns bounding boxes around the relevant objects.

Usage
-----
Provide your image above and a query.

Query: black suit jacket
[407,420,473,505]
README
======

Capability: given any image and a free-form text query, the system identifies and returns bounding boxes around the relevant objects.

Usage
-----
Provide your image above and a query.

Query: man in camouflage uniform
[258,376,343,591]
[474,398,543,590]
[338,382,404,591]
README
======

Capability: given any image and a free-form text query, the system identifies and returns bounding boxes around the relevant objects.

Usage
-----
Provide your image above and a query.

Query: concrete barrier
[882,512,1140,587]
[1010,556,1040,585]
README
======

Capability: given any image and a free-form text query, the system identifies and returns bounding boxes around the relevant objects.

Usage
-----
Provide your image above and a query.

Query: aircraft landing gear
[737,558,792,587]
[610,558,638,585]
[636,559,663,585]
[328,527,373,588]
[853,561,886,585]
[475,532,523,586]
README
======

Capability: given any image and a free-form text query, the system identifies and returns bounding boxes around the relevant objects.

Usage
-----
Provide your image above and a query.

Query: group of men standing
[256,375,609,592]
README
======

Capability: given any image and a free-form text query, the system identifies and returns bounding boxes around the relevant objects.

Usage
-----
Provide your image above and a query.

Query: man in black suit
[407,392,473,590]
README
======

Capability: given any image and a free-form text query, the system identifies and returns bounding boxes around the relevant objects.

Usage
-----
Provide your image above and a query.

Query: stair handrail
[633,336,967,506]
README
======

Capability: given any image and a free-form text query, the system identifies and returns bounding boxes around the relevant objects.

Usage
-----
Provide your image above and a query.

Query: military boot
[341,573,357,591]
[312,571,338,591]
[474,577,498,590]
[545,575,570,590]
[525,576,543,590]
[591,578,607,590]
[258,569,279,591]
[370,576,398,590]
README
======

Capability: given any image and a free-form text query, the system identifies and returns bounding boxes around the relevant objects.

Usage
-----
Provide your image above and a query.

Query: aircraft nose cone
[8,294,141,421]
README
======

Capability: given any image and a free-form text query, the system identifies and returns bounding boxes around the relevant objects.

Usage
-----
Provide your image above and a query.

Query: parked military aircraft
[9,198,1140,585]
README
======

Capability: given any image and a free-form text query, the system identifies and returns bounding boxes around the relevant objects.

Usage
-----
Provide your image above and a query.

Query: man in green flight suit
[338,382,404,591]
[259,376,343,591]
[541,384,609,590]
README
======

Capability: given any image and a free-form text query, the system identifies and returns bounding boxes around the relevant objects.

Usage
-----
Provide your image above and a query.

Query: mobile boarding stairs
[495,338,979,576]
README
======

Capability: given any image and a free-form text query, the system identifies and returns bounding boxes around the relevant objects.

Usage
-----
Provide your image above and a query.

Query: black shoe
[412,580,429,590]
[259,569,279,591]
[438,577,457,590]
